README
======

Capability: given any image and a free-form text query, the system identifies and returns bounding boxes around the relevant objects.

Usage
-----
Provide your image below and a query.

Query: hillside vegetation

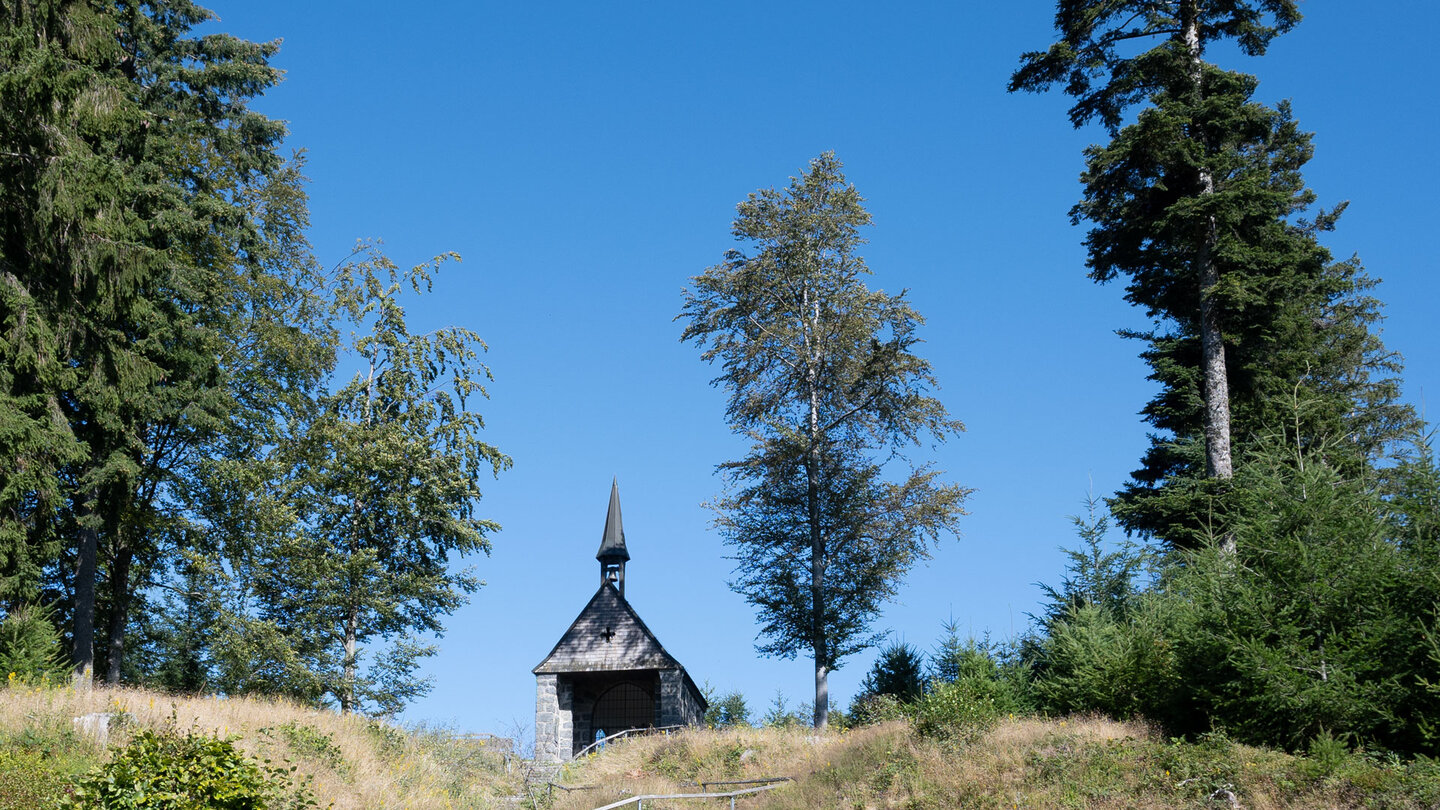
[551,718,1440,810]
[2,682,1438,808]
[0,683,523,809]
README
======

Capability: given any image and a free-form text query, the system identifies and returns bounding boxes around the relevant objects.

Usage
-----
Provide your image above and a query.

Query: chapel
[532,480,707,762]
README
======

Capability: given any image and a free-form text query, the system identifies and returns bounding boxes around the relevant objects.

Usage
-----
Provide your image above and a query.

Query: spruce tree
[1,0,332,683]
[1012,1,1415,546]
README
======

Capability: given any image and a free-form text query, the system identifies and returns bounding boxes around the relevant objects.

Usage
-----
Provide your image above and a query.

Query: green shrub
[703,690,750,728]
[1157,730,1243,800]
[61,726,318,810]
[0,748,69,809]
[1033,600,1182,722]
[1024,435,1440,756]
[912,679,1002,743]
[848,693,908,726]
[760,692,806,728]
[269,722,346,774]
[1303,729,1351,779]
[935,634,1035,717]
[1165,443,1440,753]
[7,720,84,759]
[0,606,67,685]
[364,719,406,758]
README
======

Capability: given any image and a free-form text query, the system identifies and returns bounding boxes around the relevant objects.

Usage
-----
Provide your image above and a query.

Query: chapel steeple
[596,478,629,596]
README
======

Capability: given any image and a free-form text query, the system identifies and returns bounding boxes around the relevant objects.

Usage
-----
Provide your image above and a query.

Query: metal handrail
[697,778,792,789]
[589,779,790,810]
[548,782,598,792]
[570,724,684,760]
[556,776,791,800]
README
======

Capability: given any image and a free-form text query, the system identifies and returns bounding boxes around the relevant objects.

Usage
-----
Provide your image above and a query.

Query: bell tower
[596,478,629,597]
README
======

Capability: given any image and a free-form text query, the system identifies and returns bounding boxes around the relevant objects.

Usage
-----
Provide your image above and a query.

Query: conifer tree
[1012,1,1414,546]
[2,0,334,683]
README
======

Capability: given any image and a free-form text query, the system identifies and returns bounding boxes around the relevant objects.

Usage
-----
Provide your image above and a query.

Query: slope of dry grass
[549,716,1440,809]
[0,682,524,809]
[6,685,1438,809]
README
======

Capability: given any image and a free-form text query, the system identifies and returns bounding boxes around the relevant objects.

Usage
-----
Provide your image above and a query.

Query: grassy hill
[0,682,525,808]
[3,683,1438,808]
[550,717,1440,809]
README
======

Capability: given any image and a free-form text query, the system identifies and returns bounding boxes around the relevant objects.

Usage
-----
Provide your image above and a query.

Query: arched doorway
[591,681,655,737]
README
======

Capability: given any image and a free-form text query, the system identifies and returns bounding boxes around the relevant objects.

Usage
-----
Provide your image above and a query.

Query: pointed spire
[596,477,629,562]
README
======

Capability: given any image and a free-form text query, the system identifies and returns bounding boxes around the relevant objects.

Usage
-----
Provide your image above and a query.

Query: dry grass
[0,682,523,809]
[7,687,1435,810]
[547,723,878,810]
[550,716,1440,810]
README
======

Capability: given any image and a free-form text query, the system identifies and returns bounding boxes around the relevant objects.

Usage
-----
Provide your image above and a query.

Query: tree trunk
[1198,240,1233,481]
[814,660,829,729]
[1183,1,1234,484]
[1182,1,1235,553]
[807,414,830,728]
[808,447,828,729]
[341,604,358,714]
[801,281,830,729]
[105,545,132,685]
[72,493,98,688]
[337,361,374,715]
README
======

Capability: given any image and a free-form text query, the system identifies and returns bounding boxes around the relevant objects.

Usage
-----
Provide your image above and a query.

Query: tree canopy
[1012,0,1414,546]
[680,152,968,728]
[0,2,506,713]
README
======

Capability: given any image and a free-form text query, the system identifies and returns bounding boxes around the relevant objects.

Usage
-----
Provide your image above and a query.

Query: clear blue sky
[206,1,1438,738]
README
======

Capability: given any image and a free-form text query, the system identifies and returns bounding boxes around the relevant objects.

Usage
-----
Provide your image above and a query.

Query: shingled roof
[532,581,680,674]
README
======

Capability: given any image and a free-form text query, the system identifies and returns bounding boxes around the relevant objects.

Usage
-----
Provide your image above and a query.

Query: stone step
[522,760,564,786]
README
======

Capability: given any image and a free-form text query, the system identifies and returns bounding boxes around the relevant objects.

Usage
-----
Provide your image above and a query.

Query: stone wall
[539,669,702,761]
[534,674,559,763]
[535,674,575,763]
[658,669,704,727]
[658,669,684,727]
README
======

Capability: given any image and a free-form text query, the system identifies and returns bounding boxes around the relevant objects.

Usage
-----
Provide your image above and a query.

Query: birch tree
[271,245,510,715]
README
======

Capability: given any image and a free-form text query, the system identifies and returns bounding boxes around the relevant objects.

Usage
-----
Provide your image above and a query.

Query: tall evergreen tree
[93,1,333,686]
[680,153,968,727]
[0,0,193,680]
[1011,2,1414,546]
[0,0,102,609]
[1,0,333,684]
